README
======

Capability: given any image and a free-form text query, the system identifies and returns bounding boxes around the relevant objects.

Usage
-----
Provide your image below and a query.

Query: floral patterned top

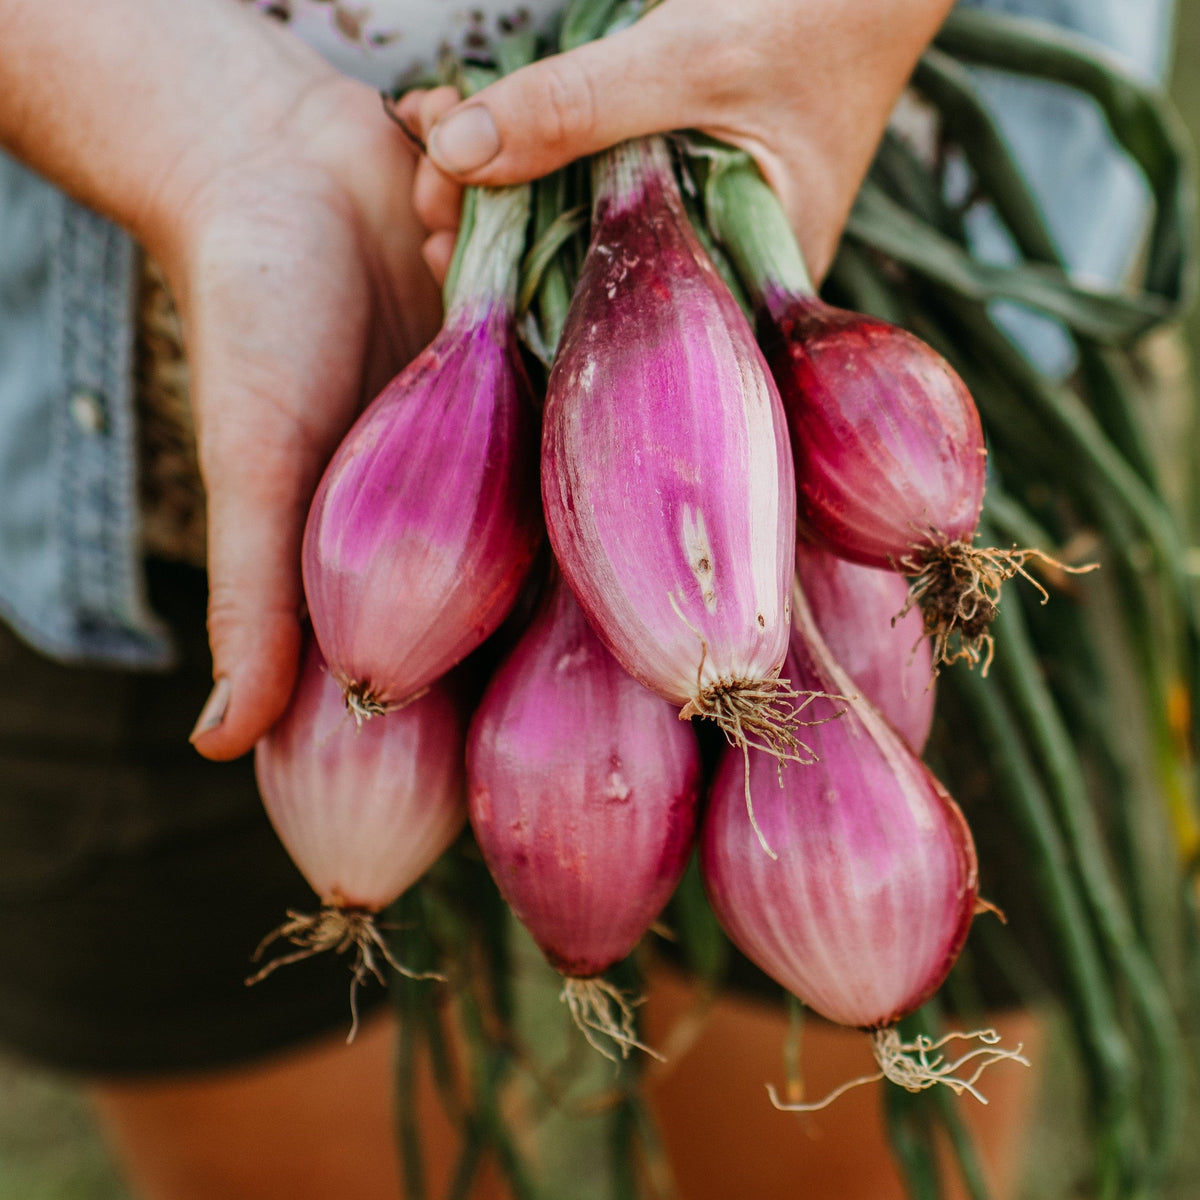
[248,0,564,90]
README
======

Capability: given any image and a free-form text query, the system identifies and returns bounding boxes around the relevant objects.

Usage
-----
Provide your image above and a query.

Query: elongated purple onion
[252,637,466,1019]
[794,541,934,752]
[700,576,986,1092]
[467,575,701,1056]
[542,136,799,758]
[303,185,541,720]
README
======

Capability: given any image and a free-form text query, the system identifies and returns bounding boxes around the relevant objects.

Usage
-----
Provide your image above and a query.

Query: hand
[396,0,955,284]
[0,0,442,758]
[172,77,441,760]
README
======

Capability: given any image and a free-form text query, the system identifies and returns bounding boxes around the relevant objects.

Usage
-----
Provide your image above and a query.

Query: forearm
[0,0,325,260]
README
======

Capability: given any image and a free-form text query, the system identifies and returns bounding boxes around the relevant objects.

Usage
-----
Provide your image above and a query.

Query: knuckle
[531,59,598,150]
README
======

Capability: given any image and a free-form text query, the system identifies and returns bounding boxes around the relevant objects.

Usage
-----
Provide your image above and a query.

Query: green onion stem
[989,591,1187,1179]
[445,184,531,317]
[913,49,1162,487]
[934,6,1197,308]
[701,152,814,304]
[948,665,1142,1195]
[910,1005,994,1200]
[883,1079,944,1200]
[395,975,429,1200]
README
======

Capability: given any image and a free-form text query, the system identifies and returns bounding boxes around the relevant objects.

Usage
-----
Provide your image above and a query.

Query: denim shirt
[0,160,171,666]
[0,0,1177,668]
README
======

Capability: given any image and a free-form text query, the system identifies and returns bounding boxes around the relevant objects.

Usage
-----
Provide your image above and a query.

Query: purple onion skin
[759,294,986,571]
[302,303,541,708]
[542,138,795,705]
[794,541,934,752]
[255,638,467,910]
[467,577,702,978]
[699,579,977,1030]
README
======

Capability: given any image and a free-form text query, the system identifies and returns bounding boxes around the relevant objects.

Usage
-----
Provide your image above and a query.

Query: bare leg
[642,965,1044,1200]
[89,1009,507,1200]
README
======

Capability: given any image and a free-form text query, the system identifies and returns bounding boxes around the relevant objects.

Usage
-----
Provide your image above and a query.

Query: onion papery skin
[541,136,795,707]
[303,188,541,713]
[255,638,467,910]
[467,577,702,978]
[759,292,986,571]
[794,541,934,752]
[699,579,977,1029]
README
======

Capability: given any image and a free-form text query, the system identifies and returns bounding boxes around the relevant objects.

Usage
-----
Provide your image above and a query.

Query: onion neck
[591,134,681,221]
[705,153,815,318]
[444,182,531,320]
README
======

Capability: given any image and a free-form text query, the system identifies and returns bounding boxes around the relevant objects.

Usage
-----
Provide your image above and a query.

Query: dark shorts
[0,561,380,1078]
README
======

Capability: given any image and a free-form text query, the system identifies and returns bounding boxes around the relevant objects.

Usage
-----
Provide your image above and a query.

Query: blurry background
[2,7,1200,1198]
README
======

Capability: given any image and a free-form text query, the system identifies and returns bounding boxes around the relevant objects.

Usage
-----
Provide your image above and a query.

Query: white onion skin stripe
[795,541,935,753]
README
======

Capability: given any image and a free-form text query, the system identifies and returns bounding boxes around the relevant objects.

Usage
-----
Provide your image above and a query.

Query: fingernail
[190,676,232,743]
[428,106,501,174]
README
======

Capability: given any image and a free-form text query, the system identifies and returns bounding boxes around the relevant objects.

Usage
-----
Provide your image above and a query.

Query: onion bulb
[702,148,1067,671]
[542,135,804,762]
[794,541,934,752]
[252,637,466,1032]
[700,576,1026,1102]
[467,575,701,1058]
[303,184,541,720]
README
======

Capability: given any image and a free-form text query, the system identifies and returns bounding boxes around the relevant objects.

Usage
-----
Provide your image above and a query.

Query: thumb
[425,17,695,186]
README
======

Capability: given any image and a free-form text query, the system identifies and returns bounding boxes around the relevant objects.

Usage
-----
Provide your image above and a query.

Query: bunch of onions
[700,577,1027,1103]
[541,135,804,761]
[467,574,701,1057]
[303,183,541,721]
[794,541,934,752]
[703,150,1054,670]
[253,637,467,1033]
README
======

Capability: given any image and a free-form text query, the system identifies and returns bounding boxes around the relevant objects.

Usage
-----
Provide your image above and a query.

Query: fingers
[421,230,457,285]
[190,442,308,762]
[183,203,373,761]
[188,362,341,761]
[400,87,464,239]
[421,16,695,187]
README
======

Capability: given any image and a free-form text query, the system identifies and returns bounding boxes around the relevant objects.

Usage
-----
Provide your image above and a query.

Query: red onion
[467,575,701,1057]
[541,136,803,761]
[303,184,541,720]
[252,637,466,1028]
[703,152,1053,672]
[794,541,934,752]
[700,578,1025,1101]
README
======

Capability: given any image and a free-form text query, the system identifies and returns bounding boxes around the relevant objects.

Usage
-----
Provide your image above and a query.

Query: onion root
[247,905,442,1041]
[766,1026,1029,1113]
[898,533,1098,673]
[561,977,665,1063]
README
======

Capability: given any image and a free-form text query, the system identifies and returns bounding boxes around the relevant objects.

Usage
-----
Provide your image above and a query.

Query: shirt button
[69,389,108,435]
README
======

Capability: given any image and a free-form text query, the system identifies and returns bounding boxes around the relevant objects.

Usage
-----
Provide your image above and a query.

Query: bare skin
[0,0,954,759]
[0,0,442,763]
[90,1010,508,1200]
[0,0,961,1195]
